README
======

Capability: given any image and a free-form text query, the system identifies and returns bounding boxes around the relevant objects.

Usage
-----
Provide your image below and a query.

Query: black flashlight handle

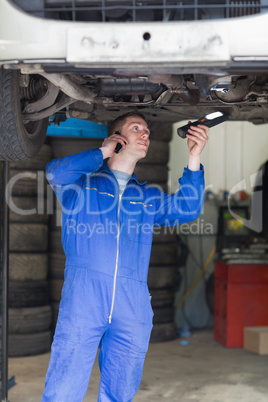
[177,113,229,139]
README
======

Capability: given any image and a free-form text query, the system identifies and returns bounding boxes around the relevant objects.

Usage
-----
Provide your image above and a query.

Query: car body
[1,0,268,159]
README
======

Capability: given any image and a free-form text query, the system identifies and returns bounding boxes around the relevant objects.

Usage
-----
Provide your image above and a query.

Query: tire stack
[48,126,178,342]
[8,143,53,356]
[136,124,179,342]
[148,230,178,342]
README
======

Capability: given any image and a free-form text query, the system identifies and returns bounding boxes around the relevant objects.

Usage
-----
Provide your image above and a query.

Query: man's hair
[108,111,147,137]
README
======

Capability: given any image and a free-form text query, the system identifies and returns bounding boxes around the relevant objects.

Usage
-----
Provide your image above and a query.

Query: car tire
[9,196,49,223]
[150,289,176,308]
[0,68,48,160]
[51,301,60,328]
[9,223,48,251]
[150,243,178,265]
[9,253,48,281]
[9,143,52,170]
[9,168,48,197]
[8,280,49,308]
[153,306,175,325]
[49,278,64,303]
[8,331,52,357]
[150,322,177,342]
[49,253,66,279]
[148,266,177,289]
[8,305,52,334]
[135,164,168,183]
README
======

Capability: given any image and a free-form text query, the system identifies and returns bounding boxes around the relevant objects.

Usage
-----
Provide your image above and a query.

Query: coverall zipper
[108,176,132,324]
[108,193,122,324]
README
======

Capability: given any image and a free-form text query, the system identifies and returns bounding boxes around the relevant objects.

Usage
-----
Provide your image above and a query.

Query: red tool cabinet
[214,261,268,348]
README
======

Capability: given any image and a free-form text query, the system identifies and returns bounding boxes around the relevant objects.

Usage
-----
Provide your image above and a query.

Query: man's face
[120,116,150,160]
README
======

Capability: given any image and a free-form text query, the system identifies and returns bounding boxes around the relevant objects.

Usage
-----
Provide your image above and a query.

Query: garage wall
[169,120,268,330]
[169,121,268,195]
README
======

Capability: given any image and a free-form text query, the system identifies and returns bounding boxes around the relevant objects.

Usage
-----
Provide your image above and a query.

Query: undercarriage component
[148,75,200,105]
[39,72,97,104]
[99,78,163,96]
[22,95,76,122]
[213,76,257,103]
[194,74,235,97]
[10,70,268,124]
[22,79,60,114]
[215,76,268,105]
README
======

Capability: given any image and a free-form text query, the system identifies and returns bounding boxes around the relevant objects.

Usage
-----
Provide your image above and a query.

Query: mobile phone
[114,131,123,154]
[177,111,229,139]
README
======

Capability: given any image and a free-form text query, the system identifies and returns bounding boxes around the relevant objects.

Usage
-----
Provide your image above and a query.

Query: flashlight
[177,111,229,139]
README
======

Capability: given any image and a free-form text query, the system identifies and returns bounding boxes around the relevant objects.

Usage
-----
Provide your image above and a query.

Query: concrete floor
[8,329,268,402]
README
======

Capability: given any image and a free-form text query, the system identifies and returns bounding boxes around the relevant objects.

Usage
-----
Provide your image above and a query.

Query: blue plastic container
[46,117,108,139]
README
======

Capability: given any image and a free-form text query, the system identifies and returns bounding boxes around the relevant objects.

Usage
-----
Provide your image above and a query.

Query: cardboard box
[243,327,268,355]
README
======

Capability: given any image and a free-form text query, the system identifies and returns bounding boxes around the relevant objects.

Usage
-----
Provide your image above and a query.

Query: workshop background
[3,118,268,401]
[170,121,268,333]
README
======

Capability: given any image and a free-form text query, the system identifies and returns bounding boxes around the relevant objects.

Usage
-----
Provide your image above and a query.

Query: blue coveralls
[42,148,205,401]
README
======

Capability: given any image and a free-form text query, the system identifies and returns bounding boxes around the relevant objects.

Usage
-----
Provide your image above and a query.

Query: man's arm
[46,133,128,188]
[46,148,104,188]
[152,124,208,227]
[186,123,209,171]
[152,166,205,227]
[45,148,104,209]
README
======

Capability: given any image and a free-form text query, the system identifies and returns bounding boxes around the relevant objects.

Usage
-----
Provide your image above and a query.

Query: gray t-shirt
[111,169,131,195]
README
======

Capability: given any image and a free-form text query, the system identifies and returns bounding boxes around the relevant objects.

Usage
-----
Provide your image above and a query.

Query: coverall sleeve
[153,164,205,227]
[45,148,104,204]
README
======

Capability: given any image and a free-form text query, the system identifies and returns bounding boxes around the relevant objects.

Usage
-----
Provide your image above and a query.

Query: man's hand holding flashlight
[186,123,209,171]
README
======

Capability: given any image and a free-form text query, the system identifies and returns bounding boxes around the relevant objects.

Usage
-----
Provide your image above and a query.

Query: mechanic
[42,111,209,401]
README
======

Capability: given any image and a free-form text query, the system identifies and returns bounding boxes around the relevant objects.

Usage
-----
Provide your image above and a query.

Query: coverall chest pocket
[121,200,154,245]
[85,187,116,215]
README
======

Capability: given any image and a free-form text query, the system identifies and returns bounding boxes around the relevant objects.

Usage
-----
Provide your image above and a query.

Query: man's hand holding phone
[100,132,128,159]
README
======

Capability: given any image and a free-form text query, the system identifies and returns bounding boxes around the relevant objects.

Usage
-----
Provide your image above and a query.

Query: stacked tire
[8,144,53,356]
[136,125,179,342]
[149,230,178,342]
[48,126,178,341]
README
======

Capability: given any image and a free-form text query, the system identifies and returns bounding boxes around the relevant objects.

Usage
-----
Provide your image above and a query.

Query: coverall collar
[98,160,147,186]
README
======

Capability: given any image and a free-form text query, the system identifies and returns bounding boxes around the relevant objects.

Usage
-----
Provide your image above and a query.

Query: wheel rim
[23,120,44,140]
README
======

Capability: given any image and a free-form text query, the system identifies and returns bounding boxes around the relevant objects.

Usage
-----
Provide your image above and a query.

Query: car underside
[1,0,268,159]
[18,70,268,125]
